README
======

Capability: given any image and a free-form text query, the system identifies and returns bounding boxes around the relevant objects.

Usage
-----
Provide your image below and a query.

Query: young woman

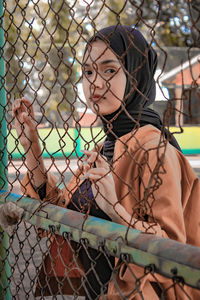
[11,25,200,299]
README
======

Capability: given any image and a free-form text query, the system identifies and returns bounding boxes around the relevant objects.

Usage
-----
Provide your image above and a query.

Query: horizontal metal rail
[0,190,200,290]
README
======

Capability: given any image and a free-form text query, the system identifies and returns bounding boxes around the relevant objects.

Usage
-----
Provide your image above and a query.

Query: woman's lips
[90,94,106,102]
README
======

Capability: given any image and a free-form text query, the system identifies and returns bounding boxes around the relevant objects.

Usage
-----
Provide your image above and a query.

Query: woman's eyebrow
[82,59,120,68]
[100,59,120,65]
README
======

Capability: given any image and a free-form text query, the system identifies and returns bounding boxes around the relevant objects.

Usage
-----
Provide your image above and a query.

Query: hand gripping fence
[0,0,200,299]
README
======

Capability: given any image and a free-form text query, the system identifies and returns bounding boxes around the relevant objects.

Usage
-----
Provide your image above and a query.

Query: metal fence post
[0,0,11,298]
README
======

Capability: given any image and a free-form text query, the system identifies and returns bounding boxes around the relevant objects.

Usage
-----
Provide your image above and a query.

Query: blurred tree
[34,0,79,126]
[94,0,196,47]
[4,0,34,123]
[4,0,83,126]
[189,0,200,47]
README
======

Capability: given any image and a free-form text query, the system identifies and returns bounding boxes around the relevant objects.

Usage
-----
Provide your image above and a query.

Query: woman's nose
[92,72,104,89]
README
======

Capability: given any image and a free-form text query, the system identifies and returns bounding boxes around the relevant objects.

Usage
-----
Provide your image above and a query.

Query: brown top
[106,125,200,299]
[22,125,200,299]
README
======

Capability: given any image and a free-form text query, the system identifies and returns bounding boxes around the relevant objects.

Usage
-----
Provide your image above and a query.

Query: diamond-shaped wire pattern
[0,0,200,299]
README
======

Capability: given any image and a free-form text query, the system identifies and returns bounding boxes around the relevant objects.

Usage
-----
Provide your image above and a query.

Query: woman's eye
[105,68,116,74]
[83,70,92,77]
[84,70,92,77]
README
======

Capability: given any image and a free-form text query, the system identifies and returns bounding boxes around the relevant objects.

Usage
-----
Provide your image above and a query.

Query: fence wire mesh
[0,0,200,299]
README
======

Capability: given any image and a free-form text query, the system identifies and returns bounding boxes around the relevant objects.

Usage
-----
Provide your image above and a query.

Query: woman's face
[82,40,126,115]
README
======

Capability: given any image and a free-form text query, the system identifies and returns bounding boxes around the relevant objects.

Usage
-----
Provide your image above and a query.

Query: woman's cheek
[82,82,89,101]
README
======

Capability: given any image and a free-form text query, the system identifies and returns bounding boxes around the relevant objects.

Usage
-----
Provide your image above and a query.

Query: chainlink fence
[0,0,200,299]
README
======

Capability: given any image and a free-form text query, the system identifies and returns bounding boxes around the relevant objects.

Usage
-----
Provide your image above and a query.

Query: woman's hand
[12,98,39,151]
[12,98,46,188]
[82,150,120,220]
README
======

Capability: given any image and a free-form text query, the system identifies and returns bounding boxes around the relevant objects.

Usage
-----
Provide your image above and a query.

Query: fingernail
[81,173,89,181]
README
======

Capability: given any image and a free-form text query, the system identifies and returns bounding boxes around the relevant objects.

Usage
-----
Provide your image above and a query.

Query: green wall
[7,126,200,159]
[8,127,105,159]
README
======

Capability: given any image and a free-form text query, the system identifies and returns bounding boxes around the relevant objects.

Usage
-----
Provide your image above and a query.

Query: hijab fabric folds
[86,25,181,157]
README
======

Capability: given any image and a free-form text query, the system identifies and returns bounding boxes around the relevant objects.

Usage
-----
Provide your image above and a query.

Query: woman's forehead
[83,40,120,65]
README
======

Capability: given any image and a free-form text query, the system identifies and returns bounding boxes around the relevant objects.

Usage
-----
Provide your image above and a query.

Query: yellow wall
[170,126,200,154]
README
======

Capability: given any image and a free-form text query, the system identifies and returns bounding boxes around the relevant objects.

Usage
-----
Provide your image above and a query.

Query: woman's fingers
[12,98,38,149]
[82,167,112,182]
[82,150,109,170]
[21,97,34,117]
[12,99,21,116]
[82,150,98,173]
[83,150,98,163]
[12,98,33,118]
[81,155,119,217]
[83,173,102,181]
[22,112,34,126]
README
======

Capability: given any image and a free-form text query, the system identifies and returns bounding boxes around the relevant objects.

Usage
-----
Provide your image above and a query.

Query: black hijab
[85,25,181,159]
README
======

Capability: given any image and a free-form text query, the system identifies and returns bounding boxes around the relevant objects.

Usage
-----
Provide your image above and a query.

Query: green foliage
[4,0,80,126]
[95,0,193,47]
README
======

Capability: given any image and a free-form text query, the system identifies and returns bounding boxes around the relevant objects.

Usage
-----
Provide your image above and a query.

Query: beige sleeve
[138,146,186,242]
[20,171,69,209]
[112,144,188,293]
[114,143,186,242]
[21,171,59,199]
[20,165,84,208]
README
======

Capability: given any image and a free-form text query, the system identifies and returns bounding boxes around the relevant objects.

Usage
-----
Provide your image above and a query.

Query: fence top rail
[1,189,200,290]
